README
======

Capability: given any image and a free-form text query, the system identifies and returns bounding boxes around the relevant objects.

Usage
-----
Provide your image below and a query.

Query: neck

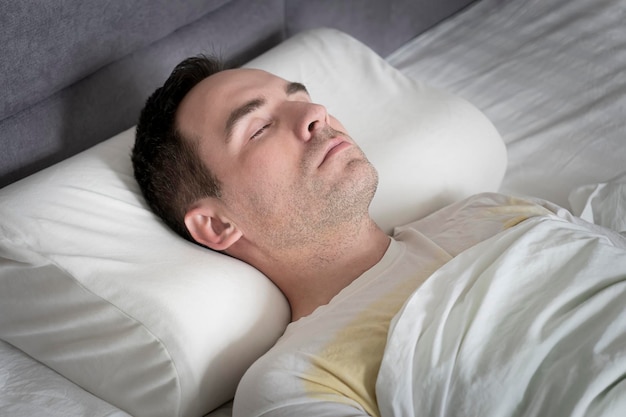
[233,216,390,322]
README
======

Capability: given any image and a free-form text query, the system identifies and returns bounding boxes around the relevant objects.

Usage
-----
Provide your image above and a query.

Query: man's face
[177,68,378,250]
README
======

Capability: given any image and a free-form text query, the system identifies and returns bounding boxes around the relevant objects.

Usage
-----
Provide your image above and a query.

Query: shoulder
[234,318,334,416]
[233,343,301,416]
[401,192,558,232]
[395,192,559,256]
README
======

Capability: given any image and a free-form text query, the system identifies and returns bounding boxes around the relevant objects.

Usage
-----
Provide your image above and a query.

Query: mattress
[2,0,624,415]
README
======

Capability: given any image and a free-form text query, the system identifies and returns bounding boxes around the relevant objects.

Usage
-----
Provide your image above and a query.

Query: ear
[184,199,243,251]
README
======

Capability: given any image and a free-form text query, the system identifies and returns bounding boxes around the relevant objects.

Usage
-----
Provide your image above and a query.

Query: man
[133,56,626,416]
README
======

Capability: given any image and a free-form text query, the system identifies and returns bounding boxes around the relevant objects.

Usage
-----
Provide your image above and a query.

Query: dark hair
[132,55,224,242]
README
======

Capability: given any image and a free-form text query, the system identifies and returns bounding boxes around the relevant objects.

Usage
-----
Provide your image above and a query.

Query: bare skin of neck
[227,215,391,322]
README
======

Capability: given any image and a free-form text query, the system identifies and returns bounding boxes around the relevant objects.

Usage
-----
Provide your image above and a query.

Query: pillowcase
[0,28,506,417]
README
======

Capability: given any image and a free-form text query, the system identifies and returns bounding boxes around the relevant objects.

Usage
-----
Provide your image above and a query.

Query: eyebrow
[224,81,310,143]
[286,81,309,96]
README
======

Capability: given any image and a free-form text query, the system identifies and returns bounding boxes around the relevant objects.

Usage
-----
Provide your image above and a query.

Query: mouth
[318,137,352,167]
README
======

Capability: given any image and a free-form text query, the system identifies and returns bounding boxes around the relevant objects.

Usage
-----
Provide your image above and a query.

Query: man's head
[133,55,379,256]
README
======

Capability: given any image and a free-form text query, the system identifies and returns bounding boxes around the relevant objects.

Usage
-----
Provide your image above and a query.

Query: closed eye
[251,123,271,140]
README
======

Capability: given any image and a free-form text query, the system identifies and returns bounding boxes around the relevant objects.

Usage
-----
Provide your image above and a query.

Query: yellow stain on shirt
[302,265,442,416]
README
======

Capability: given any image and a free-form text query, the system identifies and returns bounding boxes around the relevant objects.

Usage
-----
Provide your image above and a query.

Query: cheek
[228,147,299,206]
[241,147,289,178]
[225,158,295,222]
[240,138,302,179]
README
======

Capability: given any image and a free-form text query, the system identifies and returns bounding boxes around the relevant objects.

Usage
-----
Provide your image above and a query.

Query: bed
[1,0,625,416]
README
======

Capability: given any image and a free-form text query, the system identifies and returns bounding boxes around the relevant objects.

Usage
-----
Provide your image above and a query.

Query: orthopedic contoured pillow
[0,29,506,417]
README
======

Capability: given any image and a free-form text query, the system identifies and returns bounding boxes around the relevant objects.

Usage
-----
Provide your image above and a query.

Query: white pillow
[0,28,506,417]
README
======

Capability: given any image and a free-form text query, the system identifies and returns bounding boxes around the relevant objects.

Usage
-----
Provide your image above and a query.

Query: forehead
[194,68,287,99]
[176,68,288,139]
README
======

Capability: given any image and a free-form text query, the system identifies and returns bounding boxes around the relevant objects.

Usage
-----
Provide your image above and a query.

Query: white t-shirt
[233,193,558,417]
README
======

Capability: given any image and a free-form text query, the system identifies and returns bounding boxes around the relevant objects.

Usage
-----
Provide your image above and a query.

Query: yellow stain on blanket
[484,197,554,229]
[302,266,441,416]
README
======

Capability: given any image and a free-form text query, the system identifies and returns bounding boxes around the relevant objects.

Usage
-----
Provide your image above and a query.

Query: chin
[335,159,379,216]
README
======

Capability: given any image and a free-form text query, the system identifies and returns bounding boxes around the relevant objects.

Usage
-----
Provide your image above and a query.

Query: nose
[295,102,329,142]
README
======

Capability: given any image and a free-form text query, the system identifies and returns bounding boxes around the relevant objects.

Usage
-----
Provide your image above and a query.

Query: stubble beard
[268,126,380,252]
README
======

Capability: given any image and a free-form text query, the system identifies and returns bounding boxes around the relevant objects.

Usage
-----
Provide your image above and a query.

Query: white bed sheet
[0,340,130,417]
[387,0,626,210]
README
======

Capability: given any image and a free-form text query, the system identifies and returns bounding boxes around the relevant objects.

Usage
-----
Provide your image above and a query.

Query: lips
[319,138,351,167]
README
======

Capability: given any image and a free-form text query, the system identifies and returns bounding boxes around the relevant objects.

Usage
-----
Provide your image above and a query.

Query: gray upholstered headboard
[0,0,475,189]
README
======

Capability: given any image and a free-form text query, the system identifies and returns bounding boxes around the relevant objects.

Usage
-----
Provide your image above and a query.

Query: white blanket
[377,216,626,417]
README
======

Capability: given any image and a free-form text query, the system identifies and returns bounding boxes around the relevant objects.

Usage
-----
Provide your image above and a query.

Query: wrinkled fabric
[378,216,626,417]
